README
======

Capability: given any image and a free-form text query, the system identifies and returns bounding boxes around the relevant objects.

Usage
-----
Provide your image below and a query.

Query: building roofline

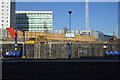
[16,11,53,13]
[104,35,112,37]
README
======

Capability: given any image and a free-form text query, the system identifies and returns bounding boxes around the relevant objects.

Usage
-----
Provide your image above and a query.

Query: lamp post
[68,10,72,32]
[67,10,72,59]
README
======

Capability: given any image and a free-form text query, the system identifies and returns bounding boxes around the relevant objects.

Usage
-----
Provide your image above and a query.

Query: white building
[55,30,115,41]
[0,0,16,40]
[0,0,16,29]
[16,11,53,33]
[55,30,100,38]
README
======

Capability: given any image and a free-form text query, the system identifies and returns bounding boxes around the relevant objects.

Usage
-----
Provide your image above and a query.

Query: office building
[0,0,16,40]
[16,11,53,33]
[0,0,16,29]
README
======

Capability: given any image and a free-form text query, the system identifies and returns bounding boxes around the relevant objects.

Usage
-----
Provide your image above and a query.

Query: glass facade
[16,11,53,33]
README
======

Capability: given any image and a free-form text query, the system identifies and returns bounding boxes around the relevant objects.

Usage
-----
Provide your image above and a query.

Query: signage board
[66,33,74,38]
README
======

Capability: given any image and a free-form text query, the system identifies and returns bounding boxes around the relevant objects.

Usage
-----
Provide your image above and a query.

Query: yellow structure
[6,31,98,43]
[25,35,48,44]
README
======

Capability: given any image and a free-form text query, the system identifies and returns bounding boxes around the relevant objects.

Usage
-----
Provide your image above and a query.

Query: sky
[15,0,120,2]
[16,2,118,35]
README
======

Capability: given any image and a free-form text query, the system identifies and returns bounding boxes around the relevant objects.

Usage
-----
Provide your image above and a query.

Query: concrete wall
[0,29,8,40]
[1,43,119,59]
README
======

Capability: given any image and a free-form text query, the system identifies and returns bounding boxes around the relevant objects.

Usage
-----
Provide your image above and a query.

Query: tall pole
[14,28,18,56]
[14,26,19,58]
[86,0,89,36]
[68,10,72,58]
[68,10,72,32]
[22,30,26,58]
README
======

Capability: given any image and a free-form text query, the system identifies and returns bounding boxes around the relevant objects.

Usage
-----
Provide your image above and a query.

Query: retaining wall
[0,43,119,59]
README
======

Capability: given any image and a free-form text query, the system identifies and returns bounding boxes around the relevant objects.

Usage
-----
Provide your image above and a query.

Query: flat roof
[16,11,53,13]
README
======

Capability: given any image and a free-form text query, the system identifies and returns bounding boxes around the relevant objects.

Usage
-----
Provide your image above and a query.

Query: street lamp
[67,10,73,58]
[68,10,72,32]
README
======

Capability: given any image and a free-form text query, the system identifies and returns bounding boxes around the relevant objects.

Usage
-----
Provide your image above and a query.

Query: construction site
[1,1,120,80]
[4,30,98,43]
[0,0,119,59]
[0,29,119,59]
